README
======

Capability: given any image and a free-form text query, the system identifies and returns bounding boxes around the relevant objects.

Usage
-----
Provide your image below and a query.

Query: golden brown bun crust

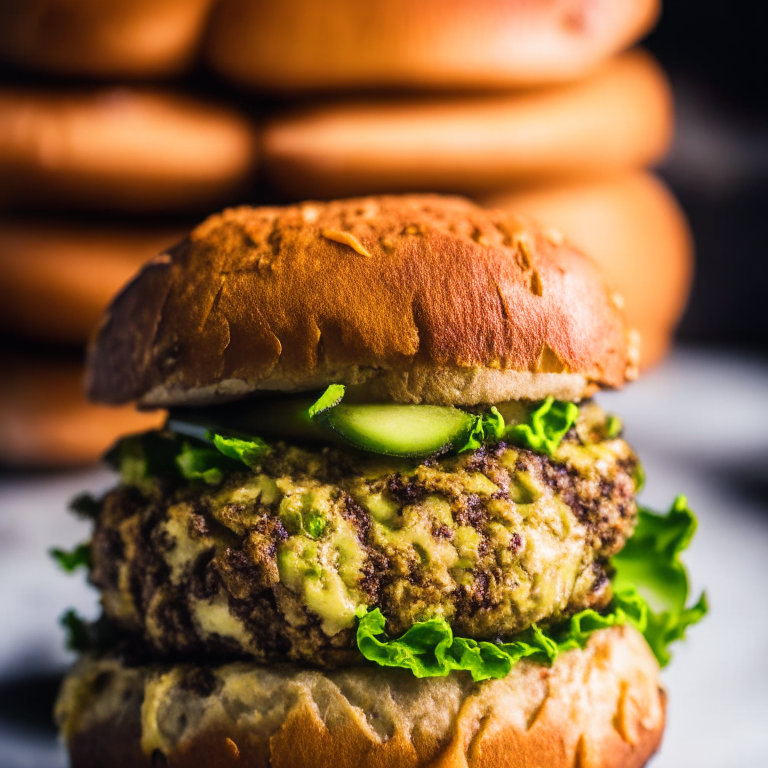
[0,0,214,77]
[262,52,672,198]
[0,89,257,213]
[0,220,186,343]
[57,626,664,768]
[86,195,634,407]
[0,358,164,466]
[483,173,693,369]
[207,0,658,93]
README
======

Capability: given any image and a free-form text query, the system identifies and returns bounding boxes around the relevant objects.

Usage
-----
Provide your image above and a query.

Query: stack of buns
[0,0,690,465]
[0,1,258,465]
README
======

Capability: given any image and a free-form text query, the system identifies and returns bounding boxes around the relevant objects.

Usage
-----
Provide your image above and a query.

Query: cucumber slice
[170,400,337,444]
[169,399,478,458]
[322,404,475,458]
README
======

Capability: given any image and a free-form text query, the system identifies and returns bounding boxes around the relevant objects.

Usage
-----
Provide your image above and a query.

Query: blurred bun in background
[0,0,692,468]
[263,52,671,197]
[483,173,692,369]
[0,0,215,78]
[207,0,658,93]
[0,221,185,343]
[0,358,164,466]
[0,88,257,212]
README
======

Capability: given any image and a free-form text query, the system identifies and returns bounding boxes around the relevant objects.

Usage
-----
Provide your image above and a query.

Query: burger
[53,195,705,767]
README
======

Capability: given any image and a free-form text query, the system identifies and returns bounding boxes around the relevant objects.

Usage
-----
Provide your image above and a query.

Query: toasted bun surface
[86,195,634,407]
[56,626,664,768]
[483,173,693,369]
[0,89,256,213]
[207,0,658,93]
[0,220,186,343]
[0,358,163,467]
[262,52,672,198]
[0,0,214,77]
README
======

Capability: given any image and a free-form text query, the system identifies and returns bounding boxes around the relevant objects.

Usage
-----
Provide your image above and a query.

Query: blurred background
[0,1,766,766]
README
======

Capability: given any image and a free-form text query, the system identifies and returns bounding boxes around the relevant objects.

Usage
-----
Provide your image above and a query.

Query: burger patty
[89,403,639,667]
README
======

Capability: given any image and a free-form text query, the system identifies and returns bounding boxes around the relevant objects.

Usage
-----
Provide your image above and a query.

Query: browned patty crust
[90,404,638,666]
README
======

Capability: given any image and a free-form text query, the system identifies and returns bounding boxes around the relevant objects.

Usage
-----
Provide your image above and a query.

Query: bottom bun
[56,626,665,768]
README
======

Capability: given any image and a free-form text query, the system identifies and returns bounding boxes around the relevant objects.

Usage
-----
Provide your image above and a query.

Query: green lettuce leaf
[459,407,505,453]
[484,406,506,442]
[106,427,269,486]
[355,606,629,682]
[50,543,91,573]
[308,384,346,420]
[175,442,229,485]
[504,396,578,455]
[59,611,120,653]
[356,495,706,679]
[105,431,183,485]
[60,609,90,652]
[210,432,269,467]
[175,431,269,482]
[612,495,707,665]
[68,493,99,519]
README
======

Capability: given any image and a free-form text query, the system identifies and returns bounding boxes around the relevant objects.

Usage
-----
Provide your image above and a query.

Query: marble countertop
[2,348,767,767]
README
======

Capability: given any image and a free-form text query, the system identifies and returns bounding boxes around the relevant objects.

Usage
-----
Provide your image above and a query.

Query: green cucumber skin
[170,401,337,444]
[170,401,476,459]
[323,404,475,458]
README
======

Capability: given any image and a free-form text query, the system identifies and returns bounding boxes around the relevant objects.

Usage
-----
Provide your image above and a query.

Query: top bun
[87,195,636,407]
